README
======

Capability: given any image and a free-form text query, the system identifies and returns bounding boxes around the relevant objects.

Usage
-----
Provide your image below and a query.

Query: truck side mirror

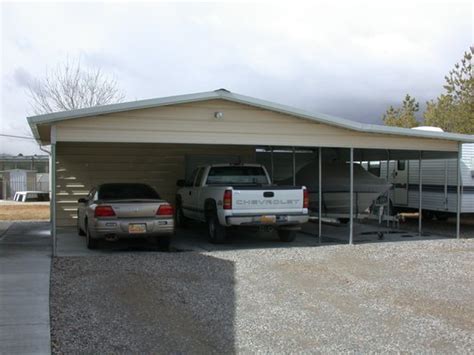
[176,179,186,187]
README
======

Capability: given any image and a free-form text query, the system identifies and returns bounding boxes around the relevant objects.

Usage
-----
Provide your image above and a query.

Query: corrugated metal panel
[55,142,256,226]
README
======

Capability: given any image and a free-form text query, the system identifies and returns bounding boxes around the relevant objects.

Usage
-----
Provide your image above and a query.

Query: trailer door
[393,160,408,205]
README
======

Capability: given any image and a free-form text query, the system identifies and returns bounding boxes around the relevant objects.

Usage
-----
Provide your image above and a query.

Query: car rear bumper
[89,218,174,239]
[225,214,309,227]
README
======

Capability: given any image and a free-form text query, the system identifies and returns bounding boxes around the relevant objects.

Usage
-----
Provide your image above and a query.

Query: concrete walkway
[0,221,51,354]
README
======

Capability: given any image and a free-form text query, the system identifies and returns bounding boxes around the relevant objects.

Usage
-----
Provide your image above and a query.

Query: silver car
[77,183,174,250]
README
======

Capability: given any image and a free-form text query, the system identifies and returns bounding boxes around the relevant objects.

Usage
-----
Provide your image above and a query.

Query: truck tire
[86,222,99,250]
[175,203,188,228]
[278,229,296,242]
[207,212,227,244]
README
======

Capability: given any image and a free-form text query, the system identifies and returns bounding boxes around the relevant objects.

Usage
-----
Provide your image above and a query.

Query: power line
[0,133,36,140]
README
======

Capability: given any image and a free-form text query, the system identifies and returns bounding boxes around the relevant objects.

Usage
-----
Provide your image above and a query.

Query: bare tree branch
[28,59,125,115]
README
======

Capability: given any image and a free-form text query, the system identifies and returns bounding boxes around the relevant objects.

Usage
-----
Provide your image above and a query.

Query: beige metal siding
[56,100,458,152]
[55,142,255,226]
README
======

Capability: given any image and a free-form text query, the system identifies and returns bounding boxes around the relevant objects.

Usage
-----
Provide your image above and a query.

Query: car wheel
[278,229,296,242]
[155,236,171,251]
[175,204,187,228]
[207,212,226,244]
[86,222,98,250]
[77,214,86,236]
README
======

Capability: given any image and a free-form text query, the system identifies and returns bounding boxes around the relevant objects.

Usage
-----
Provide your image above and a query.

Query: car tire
[207,212,227,244]
[175,203,188,228]
[155,236,171,251]
[86,222,98,250]
[77,214,86,236]
[278,229,296,242]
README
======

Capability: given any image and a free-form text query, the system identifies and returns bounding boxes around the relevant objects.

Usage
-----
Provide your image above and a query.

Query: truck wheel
[86,222,99,250]
[208,212,227,244]
[278,229,296,242]
[175,204,188,228]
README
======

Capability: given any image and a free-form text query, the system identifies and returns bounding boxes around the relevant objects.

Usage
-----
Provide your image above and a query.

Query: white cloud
[0,0,472,154]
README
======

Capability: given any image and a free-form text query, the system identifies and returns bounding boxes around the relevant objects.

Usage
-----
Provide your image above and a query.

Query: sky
[1,1,472,155]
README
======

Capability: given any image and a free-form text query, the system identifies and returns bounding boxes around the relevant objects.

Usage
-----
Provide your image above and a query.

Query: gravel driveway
[50,239,474,353]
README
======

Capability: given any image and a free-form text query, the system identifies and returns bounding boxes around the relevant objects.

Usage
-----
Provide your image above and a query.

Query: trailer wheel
[422,210,435,220]
[435,212,449,221]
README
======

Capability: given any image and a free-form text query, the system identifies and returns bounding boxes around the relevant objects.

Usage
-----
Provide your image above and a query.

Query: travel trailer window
[397,160,406,171]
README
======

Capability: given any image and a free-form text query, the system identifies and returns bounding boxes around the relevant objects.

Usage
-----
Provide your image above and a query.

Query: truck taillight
[303,188,309,209]
[157,204,174,216]
[223,190,232,210]
[94,205,116,217]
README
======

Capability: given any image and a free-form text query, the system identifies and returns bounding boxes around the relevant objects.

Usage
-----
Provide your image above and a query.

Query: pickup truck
[175,164,309,243]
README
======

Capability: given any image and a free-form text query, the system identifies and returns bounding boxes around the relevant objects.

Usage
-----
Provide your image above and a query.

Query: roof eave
[27,89,474,145]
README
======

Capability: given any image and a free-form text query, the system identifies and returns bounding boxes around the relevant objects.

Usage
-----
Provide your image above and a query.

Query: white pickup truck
[175,164,309,243]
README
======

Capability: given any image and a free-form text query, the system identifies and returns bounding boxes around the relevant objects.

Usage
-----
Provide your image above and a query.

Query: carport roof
[27,88,474,145]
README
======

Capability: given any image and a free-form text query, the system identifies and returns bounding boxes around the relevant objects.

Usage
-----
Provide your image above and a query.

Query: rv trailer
[376,143,474,219]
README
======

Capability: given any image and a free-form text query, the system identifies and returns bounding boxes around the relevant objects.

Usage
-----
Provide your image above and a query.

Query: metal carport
[27,89,474,255]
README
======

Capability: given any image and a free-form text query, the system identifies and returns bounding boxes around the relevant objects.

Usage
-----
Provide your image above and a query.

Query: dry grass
[0,203,50,220]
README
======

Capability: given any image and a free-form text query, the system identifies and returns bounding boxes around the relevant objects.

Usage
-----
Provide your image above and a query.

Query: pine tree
[423,47,474,134]
[383,94,420,128]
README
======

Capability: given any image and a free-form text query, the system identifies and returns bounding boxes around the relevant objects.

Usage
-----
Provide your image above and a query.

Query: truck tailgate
[232,187,304,214]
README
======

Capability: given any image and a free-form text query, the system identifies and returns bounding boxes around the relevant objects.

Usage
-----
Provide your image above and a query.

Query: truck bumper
[225,214,309,227]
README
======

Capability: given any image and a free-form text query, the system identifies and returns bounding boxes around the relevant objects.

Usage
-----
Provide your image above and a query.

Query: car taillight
[94,205,116,217]
[303,188,309,209]
[223,190,232,210]
[157,204,174,216]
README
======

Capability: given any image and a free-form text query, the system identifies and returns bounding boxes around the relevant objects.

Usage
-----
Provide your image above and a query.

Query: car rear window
[98,184,160,200]
[206,166,269,185]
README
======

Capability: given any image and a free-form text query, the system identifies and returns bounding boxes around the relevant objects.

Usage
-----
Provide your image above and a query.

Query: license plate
[260,215,276,224]
[128,223,147,234]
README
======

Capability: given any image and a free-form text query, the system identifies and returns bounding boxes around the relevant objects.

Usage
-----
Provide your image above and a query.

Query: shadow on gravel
[50,253,236,354]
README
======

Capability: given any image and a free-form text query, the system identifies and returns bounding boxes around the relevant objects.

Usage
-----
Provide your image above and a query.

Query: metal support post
[318,147,322,243]
[418,151,423,236]
[51,126,57,257]
[349,148,354,245]
[292,147,296,186]
[386,151,390,227]
[456,143,462,239]
[270,147,274,183]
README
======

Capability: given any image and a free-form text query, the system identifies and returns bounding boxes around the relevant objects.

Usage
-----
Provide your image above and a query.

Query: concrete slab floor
[0,221,51,355]
[56,219,451,257]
